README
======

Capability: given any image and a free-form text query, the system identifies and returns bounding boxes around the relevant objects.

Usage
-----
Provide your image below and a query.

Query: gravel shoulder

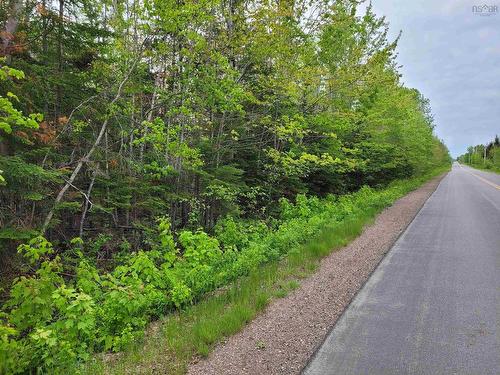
[187,174,447,375]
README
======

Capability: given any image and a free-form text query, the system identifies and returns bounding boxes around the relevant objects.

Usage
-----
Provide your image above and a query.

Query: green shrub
[0,168,447,373]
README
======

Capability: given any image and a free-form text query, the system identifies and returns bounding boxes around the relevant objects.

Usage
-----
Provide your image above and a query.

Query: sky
[365,0,500,157]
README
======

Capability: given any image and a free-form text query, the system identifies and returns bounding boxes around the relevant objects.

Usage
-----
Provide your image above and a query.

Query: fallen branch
[42,52,143,233]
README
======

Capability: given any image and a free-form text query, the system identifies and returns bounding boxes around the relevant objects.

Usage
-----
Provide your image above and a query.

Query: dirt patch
[187,174,446,375]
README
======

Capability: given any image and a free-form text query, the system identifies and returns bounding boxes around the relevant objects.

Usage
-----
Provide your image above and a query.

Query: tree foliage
[0,0,450,372]
[457,135,500,172]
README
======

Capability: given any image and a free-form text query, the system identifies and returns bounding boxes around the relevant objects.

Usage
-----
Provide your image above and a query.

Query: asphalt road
[303,163,500,375]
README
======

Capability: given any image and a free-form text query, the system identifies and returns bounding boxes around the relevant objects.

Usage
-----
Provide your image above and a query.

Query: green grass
[83,167,449,375]
[84,219,365,375]
[462,162,500,175]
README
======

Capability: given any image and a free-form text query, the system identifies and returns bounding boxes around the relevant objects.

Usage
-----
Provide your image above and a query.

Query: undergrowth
[79,167,448,375]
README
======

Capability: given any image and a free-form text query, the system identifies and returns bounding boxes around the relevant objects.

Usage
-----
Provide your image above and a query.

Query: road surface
[303,163,500,375]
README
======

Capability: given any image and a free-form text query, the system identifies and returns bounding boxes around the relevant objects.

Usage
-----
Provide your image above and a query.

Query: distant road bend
[303,162,500,375]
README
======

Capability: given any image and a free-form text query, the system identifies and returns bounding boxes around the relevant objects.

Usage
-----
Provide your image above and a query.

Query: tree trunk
[42,57,140,233]
[55,0,64,119]
[79,171,97,238]
[1,0,23,62]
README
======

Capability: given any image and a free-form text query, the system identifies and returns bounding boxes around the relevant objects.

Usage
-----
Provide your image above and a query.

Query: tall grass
[83,167,448,375]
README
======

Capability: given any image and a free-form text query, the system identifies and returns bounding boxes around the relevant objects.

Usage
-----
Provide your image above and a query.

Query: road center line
[458,163,500,191]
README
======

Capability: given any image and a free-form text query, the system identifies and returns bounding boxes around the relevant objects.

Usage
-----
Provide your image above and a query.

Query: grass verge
[84,167,449,375]
[461,162,500,175]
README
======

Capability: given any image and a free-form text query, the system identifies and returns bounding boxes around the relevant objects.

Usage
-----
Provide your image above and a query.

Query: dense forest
[457,135,500,172]
[0,0,450,373]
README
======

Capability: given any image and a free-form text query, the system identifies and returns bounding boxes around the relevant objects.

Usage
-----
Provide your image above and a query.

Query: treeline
[457,135,500,172]
[0,0,448,253]
[0,0,450,372]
